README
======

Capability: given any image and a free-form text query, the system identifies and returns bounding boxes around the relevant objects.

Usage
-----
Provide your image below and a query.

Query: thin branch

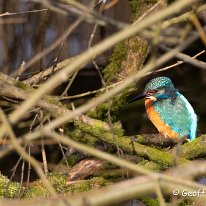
[161,3,206,29]
[0,9,48,17]
[190,12,206,46]
[102,0,120,11]
[155,181,166,206]
[148,49,205,75]
[26,143,31,191]
[174,51,206,69]
[59,71,78,100]
[23,57,76,85]
[159,47,206,70]
[18,159,25,197]
[41,138,48,173]
[134,0,167,23]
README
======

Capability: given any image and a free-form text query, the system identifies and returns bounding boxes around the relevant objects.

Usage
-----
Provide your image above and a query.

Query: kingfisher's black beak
[127,92,146,104]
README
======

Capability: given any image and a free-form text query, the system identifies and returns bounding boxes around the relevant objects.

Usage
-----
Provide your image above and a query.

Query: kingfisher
[129,77,197,141]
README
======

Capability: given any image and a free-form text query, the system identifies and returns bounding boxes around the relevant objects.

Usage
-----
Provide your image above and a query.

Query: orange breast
[145,99,179,139]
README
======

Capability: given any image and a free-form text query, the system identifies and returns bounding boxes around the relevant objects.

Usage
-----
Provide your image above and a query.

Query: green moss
[88,92,128,122]
[23,182,50,198]
[138,160,161,171]
[47,173,68,193]
[181,135,206,159]
[14,80,33,92]
[178,199,193,206]
[74,122,106,140]
[112,122,124,137]
[74,121,124,141]
[24,173,68,198]
[144,149,174,169]
[103,41,127,84]
[129,0,158,21]
[133,135,146,144]
[136,146,174,169]
[66,177,111,194]
[62,154,81,167]
[88,9,148,122]
[142,197,159,206]
[88,102,109,121]
[70,125,116,153]
[129,37,146,53]
[0,173,21,198]
[43,95,64,106]
[130,0,142,20]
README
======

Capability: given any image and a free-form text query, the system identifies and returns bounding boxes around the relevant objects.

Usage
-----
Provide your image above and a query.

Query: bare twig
[0,9,48,17]
[18,159,25,197]
[159,47,206,70]
[102,0,120,11]
[59,71,78,100]
[174,51,206,69]
[134,0,167,23]
[41,138,48,173]
[23,57,75,85]
[26,143,31,191]
[161,3,206,29]
[189,12,206,46]
[60,81,121,100]
[155,181,166,206]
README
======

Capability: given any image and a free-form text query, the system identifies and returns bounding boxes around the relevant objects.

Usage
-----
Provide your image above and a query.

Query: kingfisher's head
[128,77,177,103]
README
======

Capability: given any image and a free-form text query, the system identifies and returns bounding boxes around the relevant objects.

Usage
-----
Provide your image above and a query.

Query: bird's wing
[154,93,196,139]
